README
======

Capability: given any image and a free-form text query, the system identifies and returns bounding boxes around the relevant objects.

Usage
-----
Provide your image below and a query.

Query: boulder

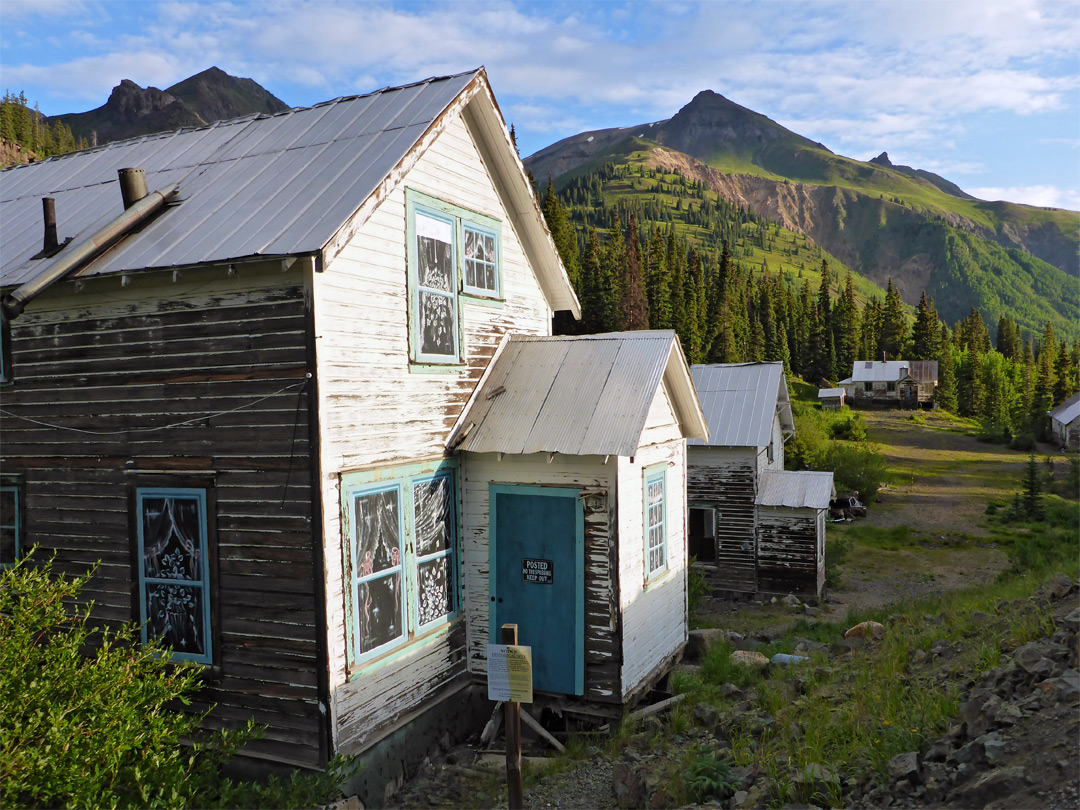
[844,621,885,641]
[781,594,802,608]
[611,756,673,809]
[887,751,920,783]
[1040,572,1077,599]
[949,765,1028,807]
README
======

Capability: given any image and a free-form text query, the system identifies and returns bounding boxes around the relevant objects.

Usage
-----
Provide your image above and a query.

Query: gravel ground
[524,757,617,810]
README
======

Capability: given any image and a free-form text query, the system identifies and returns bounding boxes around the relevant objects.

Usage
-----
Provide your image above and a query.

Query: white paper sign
[487,643,533,703]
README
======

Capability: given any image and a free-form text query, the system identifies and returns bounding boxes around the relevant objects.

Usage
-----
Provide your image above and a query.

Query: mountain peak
[870,151,893,167]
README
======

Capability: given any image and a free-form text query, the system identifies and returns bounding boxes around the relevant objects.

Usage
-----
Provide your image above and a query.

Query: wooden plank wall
[313,112,553,756]
[756,506,820,598]
[687,447,757,593]
[0,265,325,769]
[459,453,618,702]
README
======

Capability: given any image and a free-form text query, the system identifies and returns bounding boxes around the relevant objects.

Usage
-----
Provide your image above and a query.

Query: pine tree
[935,324,958,412]
[911,291,940,360]
[578,228,605,334]
[880,278,907,359]
[1020,453,1044,520]
[618,215,649,330]
[833,272,860,378]
[646,227,671,329]
[995,315,1020,361]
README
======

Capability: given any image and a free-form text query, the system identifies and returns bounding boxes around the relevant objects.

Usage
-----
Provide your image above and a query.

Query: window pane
[464,228,497,292]
[358,573,403,653]
[145,583,205,657]
[0,488,16,527]
[354,489,400,576]
[414,476,453,557]
[0,528,15,566]
[141,496,201,581]
[416,214,453,293]
[417,556,454,626]
[418,291,455,356]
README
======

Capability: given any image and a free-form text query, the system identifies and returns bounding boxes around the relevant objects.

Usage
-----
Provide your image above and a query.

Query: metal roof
[1,72,479,287]
[1050,392,1080,425]
[688,362,793,448]
[849,360,911,383]
[448,331,706,457]
[756,470,835,509]
[817,388,845,398]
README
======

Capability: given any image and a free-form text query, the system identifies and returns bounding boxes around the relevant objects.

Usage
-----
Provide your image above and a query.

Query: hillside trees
[0,91,85,161]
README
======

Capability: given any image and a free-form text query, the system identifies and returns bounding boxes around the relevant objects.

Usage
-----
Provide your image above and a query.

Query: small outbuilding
[817,387,845,410]
[1049,392,1080,451]
[687,362,834,600]
[839,360,938,407]
[448,330,708,713]
[755,470,835,597]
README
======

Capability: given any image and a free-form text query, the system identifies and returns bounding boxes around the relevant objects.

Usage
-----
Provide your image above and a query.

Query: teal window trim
[135,487,212,665]
[343,458,461,674]
[487,484,585,694]
[343,481,408,666]
[0,481,22,568]
[405,189,503,368]
[643,465,668,583]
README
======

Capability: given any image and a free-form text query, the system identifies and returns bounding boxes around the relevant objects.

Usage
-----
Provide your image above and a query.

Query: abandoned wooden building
[1049,392,1080,450]
[686,362,834,599]
[0,69,707,804]
[817,387,845,410]
[838,359,938,407]
[447,331,707,711]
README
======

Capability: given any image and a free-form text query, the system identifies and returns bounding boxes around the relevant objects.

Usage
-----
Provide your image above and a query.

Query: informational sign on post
[486,643,533,703]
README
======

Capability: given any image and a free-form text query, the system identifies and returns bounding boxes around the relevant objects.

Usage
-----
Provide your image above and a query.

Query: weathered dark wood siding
[687,452,756,593]
[756,506,821,598]
[0,267,325,769]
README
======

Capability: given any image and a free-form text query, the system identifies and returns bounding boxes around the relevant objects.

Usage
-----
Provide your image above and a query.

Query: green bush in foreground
[0,556,342,809]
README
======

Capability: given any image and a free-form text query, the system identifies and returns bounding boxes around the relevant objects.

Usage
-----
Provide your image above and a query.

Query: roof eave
[665,336,709,441]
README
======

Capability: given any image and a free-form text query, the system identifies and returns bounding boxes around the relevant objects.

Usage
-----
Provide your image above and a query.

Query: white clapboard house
[0,69,707,802]
[687,363,833,598]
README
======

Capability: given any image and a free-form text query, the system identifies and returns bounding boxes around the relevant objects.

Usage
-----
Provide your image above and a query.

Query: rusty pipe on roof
[2,181,180,320]
[42,198,58,253]
[118,167,148,209]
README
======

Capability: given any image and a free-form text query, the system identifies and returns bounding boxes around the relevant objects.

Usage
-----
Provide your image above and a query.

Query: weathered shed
[817,387,845,410]
[755,470,835,598]
[1049,392,1080,450]
[448,331,708,711]
[686,363,792,593]
[687,362,833,599]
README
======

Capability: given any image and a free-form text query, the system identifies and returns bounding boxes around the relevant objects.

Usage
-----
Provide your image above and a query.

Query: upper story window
[644,465,667,582]
[864,381,873,392]
[406,189,502,367]
[134,487,213,665]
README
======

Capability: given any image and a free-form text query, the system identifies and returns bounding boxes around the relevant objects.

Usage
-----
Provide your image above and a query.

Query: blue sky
[2,0,1078,209]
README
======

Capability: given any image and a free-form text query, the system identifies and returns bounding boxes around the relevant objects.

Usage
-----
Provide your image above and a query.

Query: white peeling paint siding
[314,111,552,755]
[754,412,784,474]
[458,452,613,694]
[618,387,687,700]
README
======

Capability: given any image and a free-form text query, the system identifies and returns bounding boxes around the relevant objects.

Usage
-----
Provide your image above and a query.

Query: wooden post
[501,623,524,809]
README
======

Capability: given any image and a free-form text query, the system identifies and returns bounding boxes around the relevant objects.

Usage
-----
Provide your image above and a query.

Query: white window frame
[643,464,668,583]
[342,462,459,672]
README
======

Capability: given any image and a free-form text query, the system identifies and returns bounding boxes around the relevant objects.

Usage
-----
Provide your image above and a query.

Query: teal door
[490,485,585,696]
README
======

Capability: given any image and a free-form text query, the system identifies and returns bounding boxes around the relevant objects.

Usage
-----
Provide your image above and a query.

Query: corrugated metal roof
[849,360,911,383]
[1050,391,1080,425]
[1,71,478,287]
[756,470,835,509]
[450,331,691,457]
[908,360,939,383]
[818,388,844,398]
[688,362,792,448]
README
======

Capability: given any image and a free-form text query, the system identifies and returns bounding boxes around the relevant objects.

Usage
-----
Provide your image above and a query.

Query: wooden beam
[521,709,566,753]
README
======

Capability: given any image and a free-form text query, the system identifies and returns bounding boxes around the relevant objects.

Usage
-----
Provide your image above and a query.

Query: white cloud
[968,185,1080,210]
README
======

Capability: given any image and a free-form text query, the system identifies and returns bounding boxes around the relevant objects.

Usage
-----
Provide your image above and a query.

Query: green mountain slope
[525,91,1079,340]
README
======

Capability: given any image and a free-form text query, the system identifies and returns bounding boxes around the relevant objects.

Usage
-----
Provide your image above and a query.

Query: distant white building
[838,359,938,407]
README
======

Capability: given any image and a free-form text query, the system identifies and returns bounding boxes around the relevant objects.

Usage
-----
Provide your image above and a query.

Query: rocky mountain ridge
[50,66,289,146]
